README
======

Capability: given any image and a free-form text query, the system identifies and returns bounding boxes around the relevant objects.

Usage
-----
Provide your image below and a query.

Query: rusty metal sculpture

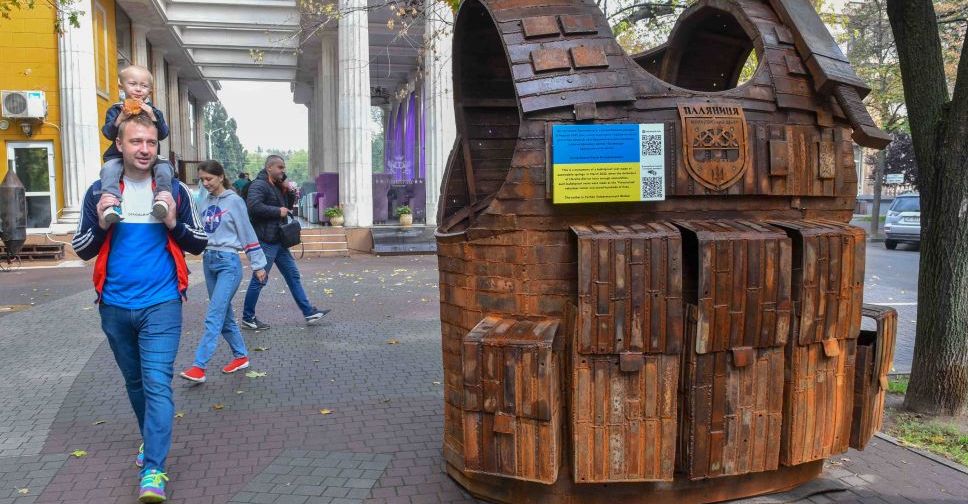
[435,0,897,502]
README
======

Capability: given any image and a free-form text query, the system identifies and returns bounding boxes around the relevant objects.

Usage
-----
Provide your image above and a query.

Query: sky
[217,81,308,152]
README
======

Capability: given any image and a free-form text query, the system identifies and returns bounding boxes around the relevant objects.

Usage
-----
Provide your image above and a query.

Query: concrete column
[56,0,102,225]
[167,66,182,159]
[131,23,150,67]
[308,100,318,175]
[337,1,372,226]
[422,0,456,226]
[320,33,338,174]
[178,83,192,160]
[195,101,208,160]
[150,50,168,158]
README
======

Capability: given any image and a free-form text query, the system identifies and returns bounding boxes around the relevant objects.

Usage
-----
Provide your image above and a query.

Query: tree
[204,103,248,173]
[0,0,81,32]
[881,132,918,189]
[887,0,968,415]
[243,148,311,185]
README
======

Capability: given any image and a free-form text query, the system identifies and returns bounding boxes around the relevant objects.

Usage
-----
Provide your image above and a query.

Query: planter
[399,214,413,227]
[329,215,344,227]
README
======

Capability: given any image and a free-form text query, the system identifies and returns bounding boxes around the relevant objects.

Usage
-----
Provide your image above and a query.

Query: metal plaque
[678,102,751,191]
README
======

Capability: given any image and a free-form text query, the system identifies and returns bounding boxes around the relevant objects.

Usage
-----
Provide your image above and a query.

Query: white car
[883,194,920,250]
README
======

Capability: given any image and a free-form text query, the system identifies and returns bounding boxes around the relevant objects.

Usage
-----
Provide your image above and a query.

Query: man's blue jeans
[194,250,247,368]
[242,241,314,320]
[99,299,181,474]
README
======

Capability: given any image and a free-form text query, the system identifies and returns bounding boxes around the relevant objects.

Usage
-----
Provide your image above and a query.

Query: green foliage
[888,375,910,394]
[606,0,691,55]
[371,107,385,174]
[204,103,248,173]
[0,0,82,33]
[890,413,968,466]
[243,147,311,185]
[394,205,412,216]
[323,206,343,218]
[737,50,758,85]
[828,0,907,133]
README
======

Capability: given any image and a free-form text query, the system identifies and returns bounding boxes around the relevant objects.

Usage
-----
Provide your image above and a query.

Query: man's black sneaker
[305,309,331,325]
[240,318,270,330]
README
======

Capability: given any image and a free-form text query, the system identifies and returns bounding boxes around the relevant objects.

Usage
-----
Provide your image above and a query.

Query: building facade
[0,0,214,235]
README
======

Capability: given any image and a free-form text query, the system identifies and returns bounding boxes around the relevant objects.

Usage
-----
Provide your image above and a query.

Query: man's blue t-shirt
[100,176,179,309]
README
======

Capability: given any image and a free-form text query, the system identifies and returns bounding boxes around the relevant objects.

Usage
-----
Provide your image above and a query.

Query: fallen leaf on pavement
[254,346,269,352]
[245,371,268,378]
[71,450,87,458]
[212,403,225,410]
[17,488,28,496]
[174,412,185,419]
[319,409,333,415]
[386,339,400,345]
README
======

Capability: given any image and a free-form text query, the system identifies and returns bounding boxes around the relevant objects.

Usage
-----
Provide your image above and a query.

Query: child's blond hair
[118,64,154,87]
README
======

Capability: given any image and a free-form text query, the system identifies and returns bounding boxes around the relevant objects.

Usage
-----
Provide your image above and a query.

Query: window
[93,2,110,98]
[890,196,920,213]
[115,5,132,71]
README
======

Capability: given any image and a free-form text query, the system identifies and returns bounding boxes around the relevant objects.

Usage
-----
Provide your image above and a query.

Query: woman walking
[180,160,267,383]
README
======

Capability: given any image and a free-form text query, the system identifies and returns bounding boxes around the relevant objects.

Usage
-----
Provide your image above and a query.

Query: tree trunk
[888,0,968,415]
[870,150,885,238]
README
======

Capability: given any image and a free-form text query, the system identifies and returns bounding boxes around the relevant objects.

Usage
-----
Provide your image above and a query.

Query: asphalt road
[863,241,920,373]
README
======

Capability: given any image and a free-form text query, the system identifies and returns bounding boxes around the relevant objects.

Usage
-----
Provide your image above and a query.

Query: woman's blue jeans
[99,299,181,474]
[194,250,247,368]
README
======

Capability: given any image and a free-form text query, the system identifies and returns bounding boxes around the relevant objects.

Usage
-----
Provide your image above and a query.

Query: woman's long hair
[197,160,232,190]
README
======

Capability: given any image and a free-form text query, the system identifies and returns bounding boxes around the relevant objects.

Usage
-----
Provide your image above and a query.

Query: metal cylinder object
[0,169,27,258]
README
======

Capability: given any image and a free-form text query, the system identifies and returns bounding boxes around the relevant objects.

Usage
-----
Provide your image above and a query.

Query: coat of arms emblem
[678,102,750,191]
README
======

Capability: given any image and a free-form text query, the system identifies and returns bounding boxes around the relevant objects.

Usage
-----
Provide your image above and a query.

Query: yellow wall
[0,0,118,218]
[93,0,120,155]
[0,2,62,210]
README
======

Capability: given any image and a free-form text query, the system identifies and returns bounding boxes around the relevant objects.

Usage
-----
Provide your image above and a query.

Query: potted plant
[395,205,413,227]
[324,206,344,227]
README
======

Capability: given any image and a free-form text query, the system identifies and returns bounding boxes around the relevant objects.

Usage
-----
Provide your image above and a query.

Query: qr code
[641,176,663,199]
[641,133,663,156]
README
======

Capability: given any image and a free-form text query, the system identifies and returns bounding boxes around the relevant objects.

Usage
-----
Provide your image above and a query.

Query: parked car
[883,193,920,250]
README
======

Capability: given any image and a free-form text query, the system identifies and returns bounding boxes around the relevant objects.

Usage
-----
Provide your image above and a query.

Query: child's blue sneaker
[138,469,168,503]
[103,205,123,224]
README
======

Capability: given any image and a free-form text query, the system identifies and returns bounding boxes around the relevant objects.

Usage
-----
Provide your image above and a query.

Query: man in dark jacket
[240,155,328,329]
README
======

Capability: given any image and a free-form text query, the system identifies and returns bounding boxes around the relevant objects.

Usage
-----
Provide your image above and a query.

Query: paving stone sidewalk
[0,255,965,503]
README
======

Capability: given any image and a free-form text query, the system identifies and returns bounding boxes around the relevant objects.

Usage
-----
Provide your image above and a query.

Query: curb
[874,432,968,475]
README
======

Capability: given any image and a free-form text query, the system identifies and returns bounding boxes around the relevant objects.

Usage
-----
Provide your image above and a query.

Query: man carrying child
[73,94,207,502]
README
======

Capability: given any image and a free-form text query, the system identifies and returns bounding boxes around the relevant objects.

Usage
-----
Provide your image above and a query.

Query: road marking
[867,302,917,306]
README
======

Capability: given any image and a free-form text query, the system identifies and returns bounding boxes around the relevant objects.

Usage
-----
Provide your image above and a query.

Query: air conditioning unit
[1,91,47,119]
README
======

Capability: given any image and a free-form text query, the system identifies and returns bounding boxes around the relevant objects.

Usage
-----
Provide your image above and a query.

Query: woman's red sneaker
[222,357,250,374]
[179,366,206,383]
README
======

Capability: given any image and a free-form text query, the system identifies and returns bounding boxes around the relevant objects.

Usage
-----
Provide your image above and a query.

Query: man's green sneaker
[138,469,169,503]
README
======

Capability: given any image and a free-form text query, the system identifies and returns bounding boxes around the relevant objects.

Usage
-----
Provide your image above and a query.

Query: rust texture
[572,224,682,482]
[676,221,790,480]
[437,0,893,502]
[850,305,897,450]
[461,317,563,483]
